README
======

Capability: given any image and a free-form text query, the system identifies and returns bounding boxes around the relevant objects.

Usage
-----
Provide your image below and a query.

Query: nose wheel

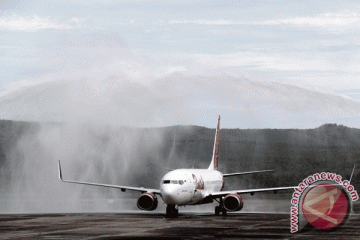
[215,206,227,216]
[166,204,178,217]
[215,198,227,216]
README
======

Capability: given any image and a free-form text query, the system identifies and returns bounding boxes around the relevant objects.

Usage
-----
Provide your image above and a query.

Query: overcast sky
[1,0,360,128]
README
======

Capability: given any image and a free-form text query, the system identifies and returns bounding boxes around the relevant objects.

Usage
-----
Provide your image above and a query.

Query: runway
[1,212,359,239]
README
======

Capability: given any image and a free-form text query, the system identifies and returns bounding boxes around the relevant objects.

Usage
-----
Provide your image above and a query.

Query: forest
[0,120,359,193]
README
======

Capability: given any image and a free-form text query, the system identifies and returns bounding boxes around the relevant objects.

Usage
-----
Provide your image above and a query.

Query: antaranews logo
[290,172,358,233]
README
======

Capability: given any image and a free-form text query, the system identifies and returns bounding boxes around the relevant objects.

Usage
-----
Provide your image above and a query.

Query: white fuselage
[160,169,224,206]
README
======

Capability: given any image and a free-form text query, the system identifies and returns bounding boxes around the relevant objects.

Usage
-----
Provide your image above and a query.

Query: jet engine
[223,194,244,211]
[137,192,158,211]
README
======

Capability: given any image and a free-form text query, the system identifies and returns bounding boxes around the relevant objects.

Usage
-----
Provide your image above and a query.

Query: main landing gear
[215,197,227,216]
[166,204,178,217]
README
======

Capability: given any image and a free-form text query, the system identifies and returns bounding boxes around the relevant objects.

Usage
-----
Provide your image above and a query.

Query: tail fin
[208,115,220,170]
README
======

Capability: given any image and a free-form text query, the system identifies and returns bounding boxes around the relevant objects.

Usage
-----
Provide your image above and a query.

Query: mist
[1,73,360,129]
[5,123,216,214]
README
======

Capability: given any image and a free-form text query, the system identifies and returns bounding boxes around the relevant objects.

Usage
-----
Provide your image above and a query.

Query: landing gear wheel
[217,197,227,216]
[166,205,178,217]
[215,206,220,216]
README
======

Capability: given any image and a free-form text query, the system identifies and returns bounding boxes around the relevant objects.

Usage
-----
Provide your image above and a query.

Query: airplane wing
[223,169,274,177]
[207,186,296,198]
[58,161,161,195]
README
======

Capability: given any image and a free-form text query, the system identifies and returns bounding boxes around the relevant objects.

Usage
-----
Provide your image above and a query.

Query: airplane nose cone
[161,186,178,204]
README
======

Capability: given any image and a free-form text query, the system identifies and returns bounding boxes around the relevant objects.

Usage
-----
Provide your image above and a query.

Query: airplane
[58,116,295,217]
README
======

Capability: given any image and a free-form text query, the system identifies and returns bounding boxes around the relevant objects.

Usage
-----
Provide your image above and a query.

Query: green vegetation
[0,120,359,191]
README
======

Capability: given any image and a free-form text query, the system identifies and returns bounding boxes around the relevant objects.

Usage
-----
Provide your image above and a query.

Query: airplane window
[171,180,178,184]
[163,180,170,184]
[179,180,184,185]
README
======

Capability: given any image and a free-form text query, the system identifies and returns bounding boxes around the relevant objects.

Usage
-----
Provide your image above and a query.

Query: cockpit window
[163,180,185,184]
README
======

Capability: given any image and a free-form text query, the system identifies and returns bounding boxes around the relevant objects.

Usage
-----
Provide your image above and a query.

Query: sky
[1,0,360,128]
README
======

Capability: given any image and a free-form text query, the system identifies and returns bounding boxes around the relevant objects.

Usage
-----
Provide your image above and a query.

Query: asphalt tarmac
[1,211,359,239]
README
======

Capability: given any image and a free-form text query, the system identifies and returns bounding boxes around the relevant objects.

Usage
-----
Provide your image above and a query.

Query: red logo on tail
[213,115,220,170]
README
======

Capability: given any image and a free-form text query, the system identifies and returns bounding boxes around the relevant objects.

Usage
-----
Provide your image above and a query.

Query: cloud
[168,12,360,30]
[263,13,360,29]
[169,19,237,25]
[0,13,83,32]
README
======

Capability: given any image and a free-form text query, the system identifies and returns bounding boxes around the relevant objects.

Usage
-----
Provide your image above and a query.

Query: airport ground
[1,201,359,239]
[1,211,360,239]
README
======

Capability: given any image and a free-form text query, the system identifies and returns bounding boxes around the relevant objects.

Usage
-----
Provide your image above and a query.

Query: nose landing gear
[166,204,178,217]
[215,197,227,216]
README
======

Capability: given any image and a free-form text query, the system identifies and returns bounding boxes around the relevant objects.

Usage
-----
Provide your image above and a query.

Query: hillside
[0,120,359,193]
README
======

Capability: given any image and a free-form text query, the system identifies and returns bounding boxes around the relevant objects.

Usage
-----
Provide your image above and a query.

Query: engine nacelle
[137,192,158,211]
[223,194,244,211]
